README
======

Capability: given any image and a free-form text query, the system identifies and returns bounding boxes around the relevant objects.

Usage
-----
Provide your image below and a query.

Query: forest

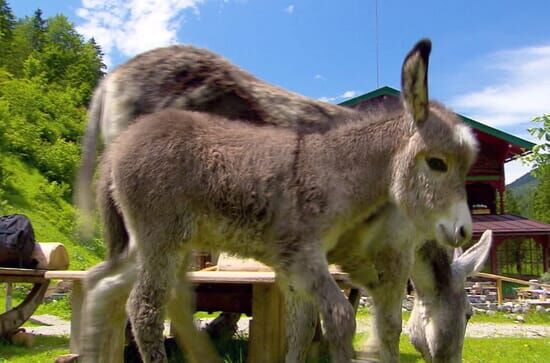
[0,0,105,268]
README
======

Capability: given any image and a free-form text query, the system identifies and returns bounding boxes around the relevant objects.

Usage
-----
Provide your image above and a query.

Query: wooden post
[248,283,285,363]
[496,278,503,305]
[5,282,12,311]
[490,241,498,275]
[70,280,83,354]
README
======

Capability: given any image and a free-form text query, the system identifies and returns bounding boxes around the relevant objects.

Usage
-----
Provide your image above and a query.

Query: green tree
[23,15,105,104]
[504,189,521,214]
[30,8,46,50]
[0,0,15,41]
[527,114,550,223]
[0,0,15,70]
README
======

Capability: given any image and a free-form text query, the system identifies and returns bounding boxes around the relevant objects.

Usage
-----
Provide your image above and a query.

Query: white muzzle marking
[435,200,472,247]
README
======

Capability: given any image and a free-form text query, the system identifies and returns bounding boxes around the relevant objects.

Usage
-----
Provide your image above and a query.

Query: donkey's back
[104,109,311,262]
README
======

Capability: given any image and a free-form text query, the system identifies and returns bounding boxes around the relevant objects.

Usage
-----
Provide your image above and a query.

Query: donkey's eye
[426,157,448,172]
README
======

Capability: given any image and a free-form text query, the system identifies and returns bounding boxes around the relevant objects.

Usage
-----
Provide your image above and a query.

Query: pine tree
[30,8,46,51]
[0,0,15,40]
[0,0,15,69]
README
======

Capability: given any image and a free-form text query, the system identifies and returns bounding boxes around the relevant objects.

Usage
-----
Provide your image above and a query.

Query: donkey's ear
[452,229,492,279]
[401,39,431,125]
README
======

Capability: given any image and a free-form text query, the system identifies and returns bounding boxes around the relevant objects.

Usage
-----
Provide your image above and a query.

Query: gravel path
[27,315,548,339]
[462,322,549,338]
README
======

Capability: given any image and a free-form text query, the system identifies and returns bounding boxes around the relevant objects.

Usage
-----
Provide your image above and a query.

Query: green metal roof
[338,86,535,151]
[338,86,400,106]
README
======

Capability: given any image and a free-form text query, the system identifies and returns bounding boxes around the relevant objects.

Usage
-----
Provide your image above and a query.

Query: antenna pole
[375,0,380,88]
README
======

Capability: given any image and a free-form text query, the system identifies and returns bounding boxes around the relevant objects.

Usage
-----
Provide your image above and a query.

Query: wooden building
[339,86,550,277]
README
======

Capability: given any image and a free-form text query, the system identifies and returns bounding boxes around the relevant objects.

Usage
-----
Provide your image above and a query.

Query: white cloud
[451,45,550,128]
[318,90,357,103]
[314,74,326,80]
[284,5,295,14]
[75,0,204,67]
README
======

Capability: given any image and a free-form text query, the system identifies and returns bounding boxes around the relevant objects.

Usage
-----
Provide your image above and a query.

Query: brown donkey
[80,40,478,363]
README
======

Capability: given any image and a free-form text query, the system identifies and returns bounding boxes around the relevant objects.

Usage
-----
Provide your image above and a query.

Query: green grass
[0,155,105,270]
[0,153,107,320]
[355,306,550,326]
[354,333,550,363]
[0,335,69,363]
[1,333,547,363]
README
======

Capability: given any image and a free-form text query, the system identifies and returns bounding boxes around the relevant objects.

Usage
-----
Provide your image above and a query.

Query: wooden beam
[248,283,285,363]
[496,279,503,305]
[69,281,83,354]
[476,272,550,289]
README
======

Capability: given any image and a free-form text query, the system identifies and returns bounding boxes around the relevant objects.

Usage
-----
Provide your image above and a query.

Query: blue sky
[10,1,550,182]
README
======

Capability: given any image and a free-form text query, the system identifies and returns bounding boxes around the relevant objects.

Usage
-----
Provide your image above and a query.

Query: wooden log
[9,329,35,347]
[32,242,69,270]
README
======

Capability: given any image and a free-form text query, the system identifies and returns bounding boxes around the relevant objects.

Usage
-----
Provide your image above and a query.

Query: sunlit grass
[354,333,550,363]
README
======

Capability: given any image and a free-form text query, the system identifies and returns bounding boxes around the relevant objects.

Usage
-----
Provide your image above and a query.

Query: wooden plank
[248,283,285,363]
[189,271,276,284]
[45,271,88,280]
[6,269,349,285]
[476,272,550,289]
[0,275,48,283]
[0,268,47,277]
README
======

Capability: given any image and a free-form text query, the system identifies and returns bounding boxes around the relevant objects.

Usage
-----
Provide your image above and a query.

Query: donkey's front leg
[366,286,404,363]
[285,249,356,363]
[278,281,319,362]
[364,252,413,363]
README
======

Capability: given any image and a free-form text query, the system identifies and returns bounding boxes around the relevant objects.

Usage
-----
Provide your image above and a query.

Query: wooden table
[0,268,351,363]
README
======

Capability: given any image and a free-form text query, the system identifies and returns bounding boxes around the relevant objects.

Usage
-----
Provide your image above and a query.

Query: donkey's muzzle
[436,200,472,247]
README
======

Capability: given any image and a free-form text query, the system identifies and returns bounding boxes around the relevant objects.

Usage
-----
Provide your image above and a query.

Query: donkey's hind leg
[127,253,174,363]
[80,253,137,363]
[167,263,222,363]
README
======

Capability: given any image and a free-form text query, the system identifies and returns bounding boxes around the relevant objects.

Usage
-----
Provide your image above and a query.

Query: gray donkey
[80,43,475,358]
[406,231,492,363]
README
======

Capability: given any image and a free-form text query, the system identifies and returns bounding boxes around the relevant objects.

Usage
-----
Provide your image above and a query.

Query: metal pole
[375,0,380,88]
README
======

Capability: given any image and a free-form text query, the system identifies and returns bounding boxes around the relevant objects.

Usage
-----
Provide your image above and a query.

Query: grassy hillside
[0,153,104,270]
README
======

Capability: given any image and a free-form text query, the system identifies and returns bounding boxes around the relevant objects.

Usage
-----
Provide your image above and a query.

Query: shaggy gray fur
[79,39,478,363]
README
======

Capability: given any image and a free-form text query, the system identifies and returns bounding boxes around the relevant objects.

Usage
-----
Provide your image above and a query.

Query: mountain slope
[1,154,104,270]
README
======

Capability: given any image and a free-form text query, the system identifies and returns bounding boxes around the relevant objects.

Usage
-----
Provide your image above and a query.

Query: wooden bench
[1,242,70,339]
[0,267,352,363]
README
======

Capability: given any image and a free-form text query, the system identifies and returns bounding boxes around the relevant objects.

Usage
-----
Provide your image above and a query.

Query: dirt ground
[27,314,550,339]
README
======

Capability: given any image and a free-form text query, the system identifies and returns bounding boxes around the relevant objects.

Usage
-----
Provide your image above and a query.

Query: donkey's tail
[75,79,105,239]
[97,160,129,261]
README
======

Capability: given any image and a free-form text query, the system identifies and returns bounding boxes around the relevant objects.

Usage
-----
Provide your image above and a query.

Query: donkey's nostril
[459,226,466,239]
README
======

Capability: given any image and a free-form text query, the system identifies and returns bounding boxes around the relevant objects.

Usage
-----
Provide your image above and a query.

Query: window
[497,238,543,276]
